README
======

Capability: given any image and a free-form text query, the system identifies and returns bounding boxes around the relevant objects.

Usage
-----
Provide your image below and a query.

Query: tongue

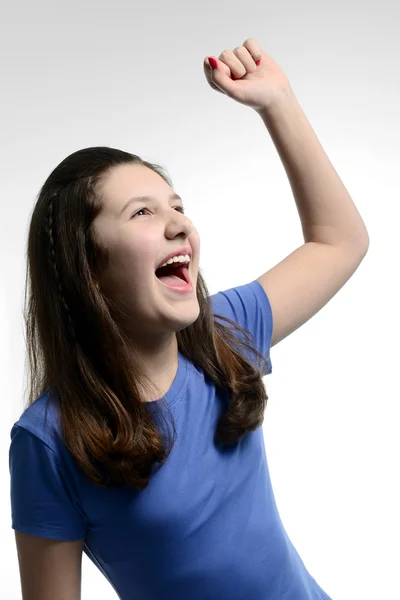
[158,274,185,287]
[156,263,187,287]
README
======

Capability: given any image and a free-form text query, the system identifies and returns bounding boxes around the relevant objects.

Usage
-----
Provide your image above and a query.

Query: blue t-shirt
[9,280,332,600]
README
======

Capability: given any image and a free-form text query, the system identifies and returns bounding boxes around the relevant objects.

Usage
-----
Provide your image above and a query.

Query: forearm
[257,88,370,251]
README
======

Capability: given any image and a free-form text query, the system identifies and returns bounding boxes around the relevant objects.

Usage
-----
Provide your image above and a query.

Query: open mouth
[155,263,190,285]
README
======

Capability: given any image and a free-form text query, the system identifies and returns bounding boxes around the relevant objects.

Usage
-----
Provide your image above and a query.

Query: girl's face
[92,164,201,340]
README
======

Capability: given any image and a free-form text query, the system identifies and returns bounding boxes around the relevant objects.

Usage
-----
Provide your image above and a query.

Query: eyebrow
[120,193,183,215]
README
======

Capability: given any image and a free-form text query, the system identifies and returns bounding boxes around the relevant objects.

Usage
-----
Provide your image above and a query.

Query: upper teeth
[160,254,191,268]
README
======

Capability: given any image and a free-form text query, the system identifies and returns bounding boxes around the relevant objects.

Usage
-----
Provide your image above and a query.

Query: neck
[129,334,179,402]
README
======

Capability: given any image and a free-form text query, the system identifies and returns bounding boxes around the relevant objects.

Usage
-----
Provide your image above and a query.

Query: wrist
[255,85,297,119]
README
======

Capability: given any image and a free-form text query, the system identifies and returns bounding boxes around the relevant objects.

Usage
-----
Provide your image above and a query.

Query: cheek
[189,231,201,264]
[117,230,154,262]
[189,227,200,249]
[106,241,150,285]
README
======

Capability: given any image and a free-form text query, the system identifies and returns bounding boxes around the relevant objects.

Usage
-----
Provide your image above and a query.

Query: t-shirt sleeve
[9,424,87,541]
[210,279,273,376]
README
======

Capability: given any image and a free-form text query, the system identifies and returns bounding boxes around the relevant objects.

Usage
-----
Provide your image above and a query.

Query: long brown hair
[23,146,270,491]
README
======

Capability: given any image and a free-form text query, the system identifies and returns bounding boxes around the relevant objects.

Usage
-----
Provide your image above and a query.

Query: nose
[165,211,195,239]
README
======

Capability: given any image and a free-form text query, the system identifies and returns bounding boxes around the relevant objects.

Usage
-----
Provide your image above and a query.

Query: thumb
[205,56,237,96]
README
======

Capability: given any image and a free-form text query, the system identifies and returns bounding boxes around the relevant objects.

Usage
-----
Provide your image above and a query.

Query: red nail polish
[208,57,218,70]
[256,59,261,66]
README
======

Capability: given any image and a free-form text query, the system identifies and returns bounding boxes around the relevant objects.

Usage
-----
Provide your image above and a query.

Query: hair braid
[47,195,76,345]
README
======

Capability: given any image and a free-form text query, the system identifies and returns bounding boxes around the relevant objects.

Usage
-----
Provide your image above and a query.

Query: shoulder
[11,390,60,454]
[210,279,271,319]
[210,279,273,375]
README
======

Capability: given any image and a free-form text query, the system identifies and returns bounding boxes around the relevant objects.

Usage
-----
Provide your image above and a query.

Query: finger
[232,46,257,75]
[242,38,263,63]
[218,49,246,79]
[204,56,232,78]
[205,57,240,97]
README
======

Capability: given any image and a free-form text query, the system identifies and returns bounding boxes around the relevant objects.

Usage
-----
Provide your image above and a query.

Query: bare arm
[15,531,84,600]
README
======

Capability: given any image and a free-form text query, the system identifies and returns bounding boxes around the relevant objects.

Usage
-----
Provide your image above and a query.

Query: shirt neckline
[145,350,189,410]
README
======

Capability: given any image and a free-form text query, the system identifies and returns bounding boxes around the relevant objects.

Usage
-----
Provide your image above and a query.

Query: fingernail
[256,59,261,66]
[208,57,218,70]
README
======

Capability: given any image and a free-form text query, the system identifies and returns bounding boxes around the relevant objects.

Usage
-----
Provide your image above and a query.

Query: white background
[1,1,399,599]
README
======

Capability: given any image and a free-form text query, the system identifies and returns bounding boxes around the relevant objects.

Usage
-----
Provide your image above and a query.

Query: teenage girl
[9,38,369,599]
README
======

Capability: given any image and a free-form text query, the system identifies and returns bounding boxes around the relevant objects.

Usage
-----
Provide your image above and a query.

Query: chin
[170,301,200,332]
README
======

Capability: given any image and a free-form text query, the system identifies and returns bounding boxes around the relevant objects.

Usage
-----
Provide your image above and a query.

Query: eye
[131,206,185,219]
[131,207,149,218]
